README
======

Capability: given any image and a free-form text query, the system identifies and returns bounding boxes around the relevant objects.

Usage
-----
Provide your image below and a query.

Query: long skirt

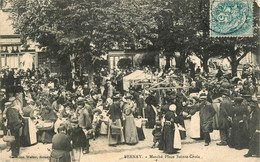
[147,105,156,128]
[212,103,220,130]
[190,112,201,138]
[108,119,125,145]
[135,118,145,141]
[178,118,186,140]
[50,150,71,162]
[229,121,249,149]
[161,124,177,154]
[136,127,145,141]
[20,117,37,146]
[71,147,82,162]
[248,131,260,156]
[38,129,55,144]
[124,115,139,144]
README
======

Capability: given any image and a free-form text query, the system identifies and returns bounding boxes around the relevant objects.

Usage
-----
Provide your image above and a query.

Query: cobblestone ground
[1,120,258,162]
[82,141,259,162]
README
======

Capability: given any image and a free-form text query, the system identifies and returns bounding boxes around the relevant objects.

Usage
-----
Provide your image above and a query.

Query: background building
[0,0,43,70]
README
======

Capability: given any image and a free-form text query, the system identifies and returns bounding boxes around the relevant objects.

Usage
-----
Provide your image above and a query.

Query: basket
[110,125,122,135]
[37,122,54,131]
[0,138,7,150]
[0,130,4,136]
[3,130,15,143]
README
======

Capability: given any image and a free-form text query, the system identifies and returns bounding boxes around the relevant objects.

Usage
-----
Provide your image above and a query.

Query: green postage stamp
[210,0,254,37]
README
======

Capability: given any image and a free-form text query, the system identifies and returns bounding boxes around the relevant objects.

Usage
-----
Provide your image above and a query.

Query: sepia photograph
[0,0,259,162]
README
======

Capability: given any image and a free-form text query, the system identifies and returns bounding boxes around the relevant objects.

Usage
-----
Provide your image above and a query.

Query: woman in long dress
[50,124,72,162]
[189,99,203,139]
[160,104,181,154]
[122,95,139,144]
[38,101,57,143]
[107,94,125,146]
[229,97,249,149]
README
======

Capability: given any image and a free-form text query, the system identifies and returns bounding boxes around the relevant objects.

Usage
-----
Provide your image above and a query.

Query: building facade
[0,1,41,70]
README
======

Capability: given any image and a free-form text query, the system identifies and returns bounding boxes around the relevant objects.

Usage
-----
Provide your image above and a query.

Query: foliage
[117,58,132,69]
[8,0,259,78]
[9,0,122,85]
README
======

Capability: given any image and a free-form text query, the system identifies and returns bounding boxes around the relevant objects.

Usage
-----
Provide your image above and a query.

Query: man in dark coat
[5,102,23,158]
[145,91,158,129]
[199,95,216,146]
[244,99,260,157]
[217,92,233,146]
[103,80,115,101]
[131,88,145,118]
[76,99,92,154]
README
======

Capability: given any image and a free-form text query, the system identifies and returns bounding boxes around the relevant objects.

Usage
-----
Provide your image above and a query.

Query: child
[70,117,87,161]
[92,108,102,140]
[152,121,162,148]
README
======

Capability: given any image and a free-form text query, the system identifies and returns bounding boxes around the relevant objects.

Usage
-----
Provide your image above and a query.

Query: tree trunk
[202,57,209,73]
[59,54,72,79]
[179,55,187,73]
[70,54,76,79]
[88,64,94,89]
[230,54,238,77]
[165,55,171,70]
[86,56,94,89]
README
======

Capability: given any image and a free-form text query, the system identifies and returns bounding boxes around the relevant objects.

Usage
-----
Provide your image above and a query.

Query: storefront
[0,35,37,70]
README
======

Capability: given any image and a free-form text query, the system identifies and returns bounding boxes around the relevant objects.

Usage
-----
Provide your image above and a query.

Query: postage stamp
[210,0,254,37]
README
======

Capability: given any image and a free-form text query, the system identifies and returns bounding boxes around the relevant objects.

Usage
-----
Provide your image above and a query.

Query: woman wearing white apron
[189,102,201,139]
[160,104,181,154]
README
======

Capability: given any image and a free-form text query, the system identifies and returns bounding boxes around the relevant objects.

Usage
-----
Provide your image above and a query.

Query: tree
[184,0,259,75]
[9,0,161,86]
[9,0,124,87]
[117,58,132,69]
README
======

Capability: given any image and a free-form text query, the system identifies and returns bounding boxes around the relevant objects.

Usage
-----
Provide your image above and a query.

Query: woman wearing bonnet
[160,104,181,154]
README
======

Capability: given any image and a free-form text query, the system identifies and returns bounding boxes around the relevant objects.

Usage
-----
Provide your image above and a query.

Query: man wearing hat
[5,100,23,158]
[132,87,145,118]
[199,94,216,146]
[242,94,254,112]
[103,80,115,102]
[86,90,98,109]
[76,99,91,154]
[217,91,233,146]
[145,91,158,129]
[244,97,260,157]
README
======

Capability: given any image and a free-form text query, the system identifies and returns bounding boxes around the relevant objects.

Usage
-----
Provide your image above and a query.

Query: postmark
[210,0,254,37]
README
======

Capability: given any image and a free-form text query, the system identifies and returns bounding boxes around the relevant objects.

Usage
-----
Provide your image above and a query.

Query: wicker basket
[110,125,122,135]
[0,139,7,150]
[3,130,15,143]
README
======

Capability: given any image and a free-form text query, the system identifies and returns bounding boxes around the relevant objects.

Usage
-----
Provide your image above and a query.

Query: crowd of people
[0,64,259,161]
